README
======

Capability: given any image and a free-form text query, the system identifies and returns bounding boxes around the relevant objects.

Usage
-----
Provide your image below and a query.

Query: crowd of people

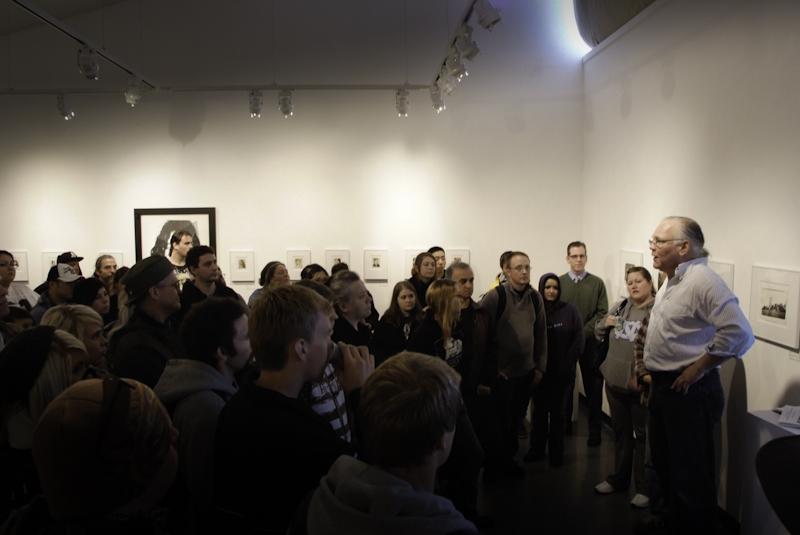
[0,215,754,534]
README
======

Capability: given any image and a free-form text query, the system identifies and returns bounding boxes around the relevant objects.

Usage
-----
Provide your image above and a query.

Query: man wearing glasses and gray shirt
[639,216,753,534]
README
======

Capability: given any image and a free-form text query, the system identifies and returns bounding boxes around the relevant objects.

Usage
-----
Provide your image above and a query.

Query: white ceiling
[1,0,477,92]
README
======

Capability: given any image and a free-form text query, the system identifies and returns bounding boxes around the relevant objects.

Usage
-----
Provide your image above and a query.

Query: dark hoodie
[537,273,584,379]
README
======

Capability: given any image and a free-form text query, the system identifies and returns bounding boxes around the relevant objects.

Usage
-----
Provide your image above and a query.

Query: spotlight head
[430,85,445,114]
[77,45,100,81]
[124,78,142,108]
[278,89,293,118]
[455,24,480,61]
[445,50,469,82]
[437,67,456,95]
[395,88,409,117]
[249,89,263,118]
[56,94,76,121]
[475,0,501,31]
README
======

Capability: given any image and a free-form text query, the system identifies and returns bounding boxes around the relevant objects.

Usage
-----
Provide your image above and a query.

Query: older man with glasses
[637,216,753,534]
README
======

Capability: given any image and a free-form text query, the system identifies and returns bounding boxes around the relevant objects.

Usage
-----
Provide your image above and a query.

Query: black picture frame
[134,207,217,262]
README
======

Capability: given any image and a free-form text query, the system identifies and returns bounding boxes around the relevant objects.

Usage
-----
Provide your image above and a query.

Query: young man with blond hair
[214,285,373,534]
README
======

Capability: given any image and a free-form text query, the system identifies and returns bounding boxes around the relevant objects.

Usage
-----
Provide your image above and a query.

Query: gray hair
[445,261,471,280]
[666,216,709,257]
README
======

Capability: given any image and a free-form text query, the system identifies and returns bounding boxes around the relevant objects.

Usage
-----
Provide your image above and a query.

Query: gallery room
[1,0,799,533]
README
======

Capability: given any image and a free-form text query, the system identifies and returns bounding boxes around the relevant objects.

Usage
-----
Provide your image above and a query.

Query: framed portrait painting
[749,266,800,350]
[287,250,311,280]
[324,249,351,273]
[229,251,255,282]
[134,208,216,262]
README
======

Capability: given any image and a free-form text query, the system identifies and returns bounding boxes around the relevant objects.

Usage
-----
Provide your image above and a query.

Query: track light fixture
[124,78,143,108]
[455,24,480,60]
[278,89,293,118]
[56,94,76,120]
[474,0,501,31]
[437,67,456,95]
[77,45,100,80]
[249,89,263,118]
[445,49,469,82]
[430,85,445,114]
[395,88,409,117]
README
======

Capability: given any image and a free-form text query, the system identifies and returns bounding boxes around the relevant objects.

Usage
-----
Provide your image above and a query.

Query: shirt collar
[570,270,588,282]
[674,256,708,279]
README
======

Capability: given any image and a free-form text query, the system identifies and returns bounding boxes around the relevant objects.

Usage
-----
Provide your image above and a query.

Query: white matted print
[749,266,800,350]
[446,249,470,266]
[324,250,351,273]
[287,250,311,280]
[404,249,425,278]
[620,250,644,297]
[9,251,29,282]
[363,250,389,281]
[229,251,255,282]
[709,260,735,292]
[41,251,59,281]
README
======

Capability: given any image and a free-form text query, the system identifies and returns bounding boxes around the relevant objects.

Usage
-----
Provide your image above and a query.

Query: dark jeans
[649,368,724,534]
[605,384,648,492]
[530,374,571,464]
[566,335,603,437]
[438,405,484,518]
[493,370,535,462]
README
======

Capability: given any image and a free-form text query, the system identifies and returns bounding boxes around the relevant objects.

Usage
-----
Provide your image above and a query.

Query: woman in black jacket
[407,252,437,306]
[526,273,584,467]
[370,281,421,366]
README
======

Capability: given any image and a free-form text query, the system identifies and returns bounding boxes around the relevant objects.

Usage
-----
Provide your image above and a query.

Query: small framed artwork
[134,207,216,262]
[709,260,735,292]
[287,250,311,280]
[404,248,425,277]
[363,249,389,281]
[749,266,800,350]
[446,248,471,266]
[620,250,644,296]
[9,251,29,282]
[325,249,351,273]
[41,251,59,280]
[229,251,255,282]
[97,251,125,269]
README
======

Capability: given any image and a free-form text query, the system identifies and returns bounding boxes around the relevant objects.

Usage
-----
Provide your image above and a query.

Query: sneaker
[630,493,650,508]
[594,480,616,494]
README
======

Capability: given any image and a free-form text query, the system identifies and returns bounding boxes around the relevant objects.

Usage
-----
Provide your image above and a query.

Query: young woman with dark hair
[526,273,584,467]
[248,261,290,307]
[408,252,437,306]
[371,281,421,366]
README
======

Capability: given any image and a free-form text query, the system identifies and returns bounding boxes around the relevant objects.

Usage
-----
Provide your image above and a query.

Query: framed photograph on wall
[287,250,311,280]
[229,251,255,282]
[134,207,216,262]
[749,266,800,350]
[363,249,389,281]
[10,251,29,282]
[324,249,351,273]
[446,248,471,266]
[41,251,59,281]
[709,260,735,292]
[620,250,644,297]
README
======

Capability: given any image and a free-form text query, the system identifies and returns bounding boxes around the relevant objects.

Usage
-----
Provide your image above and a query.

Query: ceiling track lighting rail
[429,0,500,112]
[11,0,158,90]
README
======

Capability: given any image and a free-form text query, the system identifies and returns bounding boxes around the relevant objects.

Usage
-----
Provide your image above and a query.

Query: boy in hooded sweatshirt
[305,352,477,535]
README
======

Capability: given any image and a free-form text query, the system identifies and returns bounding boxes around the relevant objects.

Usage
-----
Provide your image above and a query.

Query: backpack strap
[495,285,506,323]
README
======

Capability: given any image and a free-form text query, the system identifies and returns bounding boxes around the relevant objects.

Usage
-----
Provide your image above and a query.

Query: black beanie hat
[72,277,105,307]
[0,325,56,404]
[121,256,174,304]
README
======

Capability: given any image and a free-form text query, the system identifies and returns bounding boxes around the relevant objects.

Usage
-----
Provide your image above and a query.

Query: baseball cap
[57,251,84,264]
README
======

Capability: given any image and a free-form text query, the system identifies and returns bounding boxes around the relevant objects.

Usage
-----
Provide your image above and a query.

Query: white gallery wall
[582,0,800,516]
[0,1,586,313]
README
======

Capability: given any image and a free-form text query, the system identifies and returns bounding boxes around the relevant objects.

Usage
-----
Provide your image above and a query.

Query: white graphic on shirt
[613,320,642,342]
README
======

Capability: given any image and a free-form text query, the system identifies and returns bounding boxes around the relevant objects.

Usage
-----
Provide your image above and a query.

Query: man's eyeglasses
[0,260,19,268]
[648,238,685,249]
[511,265,531,273]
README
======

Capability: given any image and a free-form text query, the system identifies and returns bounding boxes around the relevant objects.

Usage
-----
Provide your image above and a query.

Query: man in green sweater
[560,241,608,447]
